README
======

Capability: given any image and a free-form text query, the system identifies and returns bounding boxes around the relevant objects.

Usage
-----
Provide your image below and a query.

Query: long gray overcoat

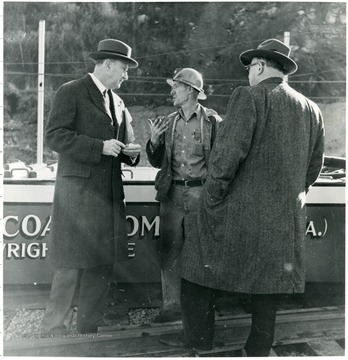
[182,78,325,294]
[45,74,139,269]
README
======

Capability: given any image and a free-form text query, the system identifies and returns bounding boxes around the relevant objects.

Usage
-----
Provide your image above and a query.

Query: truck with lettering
[3,157,345,285]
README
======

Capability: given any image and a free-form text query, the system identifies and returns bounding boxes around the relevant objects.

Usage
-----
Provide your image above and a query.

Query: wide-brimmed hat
[166,68,207,100]
[89,39,138,68]
[239,38,297,75]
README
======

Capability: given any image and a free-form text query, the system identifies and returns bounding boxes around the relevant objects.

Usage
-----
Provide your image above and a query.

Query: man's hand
[102,139,125,157]
[122,143,141,157]
[148,116,170,148]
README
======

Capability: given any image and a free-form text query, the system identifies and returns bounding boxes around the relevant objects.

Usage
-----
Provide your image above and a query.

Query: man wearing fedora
[162,39,324,354]
[146,68,222,323]
[41,39,141,335]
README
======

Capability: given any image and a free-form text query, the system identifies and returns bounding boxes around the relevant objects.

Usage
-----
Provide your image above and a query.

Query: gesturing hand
[148,116,170,148]
[102,139,125,157]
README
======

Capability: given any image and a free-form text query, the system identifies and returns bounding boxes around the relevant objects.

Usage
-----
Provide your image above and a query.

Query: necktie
[107,89,118,129]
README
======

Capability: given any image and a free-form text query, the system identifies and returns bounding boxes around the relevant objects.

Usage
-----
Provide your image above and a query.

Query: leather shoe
[153,309,181,323]
[159,333,215,351]
[40,327,68,337]
[234,348,248,357]
[158,333,190,348]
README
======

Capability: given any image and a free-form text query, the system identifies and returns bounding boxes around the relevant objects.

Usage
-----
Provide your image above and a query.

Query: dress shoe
[40,326,68,337]
[234,348,248,357]
[78,323,110,334]
[77,318,107,334]
[153,309,181,323]
[158,333,190,348]
[159,332,214,351]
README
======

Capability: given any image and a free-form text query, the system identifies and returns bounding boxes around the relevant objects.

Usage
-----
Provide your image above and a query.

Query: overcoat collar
[259,77,284,85]
[83,74,109,116]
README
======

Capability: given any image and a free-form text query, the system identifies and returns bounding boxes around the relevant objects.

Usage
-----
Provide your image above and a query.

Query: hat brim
[166,79,207,100]
[239,49,297,75]
[89,51,138,68]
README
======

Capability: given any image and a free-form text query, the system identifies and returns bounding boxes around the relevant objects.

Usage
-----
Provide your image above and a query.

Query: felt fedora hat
[239,38,297,75]
[89,39,138,68]
[166,68,207,100]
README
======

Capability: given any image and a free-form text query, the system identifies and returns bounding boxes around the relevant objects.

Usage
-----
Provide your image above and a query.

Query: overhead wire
[4,70,346,85]
[4,23,345,98]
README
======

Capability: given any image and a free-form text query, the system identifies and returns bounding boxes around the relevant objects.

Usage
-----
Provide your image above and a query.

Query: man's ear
[257,62,265,74]
[104,59,112,70]
[188,86,199,99]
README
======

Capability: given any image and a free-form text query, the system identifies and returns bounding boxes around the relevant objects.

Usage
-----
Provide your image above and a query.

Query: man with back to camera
[160,39,325,354]
[146,68,222,323]
[41,39,141,335]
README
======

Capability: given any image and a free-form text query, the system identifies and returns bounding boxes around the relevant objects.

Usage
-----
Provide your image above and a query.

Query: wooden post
[284,31,290,83]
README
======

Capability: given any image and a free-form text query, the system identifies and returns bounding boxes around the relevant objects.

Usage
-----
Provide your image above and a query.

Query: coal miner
[160,39,325,355]
[146,68,222,323]
[41,39,141,335]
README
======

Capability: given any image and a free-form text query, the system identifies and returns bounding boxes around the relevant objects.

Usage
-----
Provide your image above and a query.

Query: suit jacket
[182,78,325,294]
[45,74,139,268]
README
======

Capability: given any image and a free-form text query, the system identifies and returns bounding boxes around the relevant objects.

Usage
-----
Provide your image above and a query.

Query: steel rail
[4,305,345,357]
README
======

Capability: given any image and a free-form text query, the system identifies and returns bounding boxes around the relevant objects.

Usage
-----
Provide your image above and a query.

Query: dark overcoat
[182,78,325,294]
[45,74,139,269]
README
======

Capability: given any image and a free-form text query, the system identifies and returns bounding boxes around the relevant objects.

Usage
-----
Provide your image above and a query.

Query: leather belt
[172,179,206,187]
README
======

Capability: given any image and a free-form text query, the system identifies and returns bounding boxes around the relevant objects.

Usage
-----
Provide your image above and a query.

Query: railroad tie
[307,340,345,356]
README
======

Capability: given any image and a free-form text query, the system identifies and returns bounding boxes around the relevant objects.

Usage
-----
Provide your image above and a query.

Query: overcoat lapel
[83,74,109,116]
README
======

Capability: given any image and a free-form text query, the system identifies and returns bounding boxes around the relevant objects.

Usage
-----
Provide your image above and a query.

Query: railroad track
[4,305,345,357]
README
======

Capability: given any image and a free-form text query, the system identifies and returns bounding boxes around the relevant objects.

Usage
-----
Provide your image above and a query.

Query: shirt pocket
[192,143,204,156]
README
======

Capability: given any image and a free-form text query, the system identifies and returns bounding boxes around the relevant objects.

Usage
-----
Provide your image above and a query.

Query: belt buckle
[184,180,189,187]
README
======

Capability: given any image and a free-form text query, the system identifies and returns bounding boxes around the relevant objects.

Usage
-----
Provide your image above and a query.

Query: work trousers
[159,185,203,310]
[181,278,277,356]
[41,264,112,334]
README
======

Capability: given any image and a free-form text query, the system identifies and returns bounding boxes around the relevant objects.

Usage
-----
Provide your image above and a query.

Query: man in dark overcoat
[41,39,141,335]
[171,39,324,354]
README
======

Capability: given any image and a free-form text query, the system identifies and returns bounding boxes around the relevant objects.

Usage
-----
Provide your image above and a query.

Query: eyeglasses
[245,61,264,73]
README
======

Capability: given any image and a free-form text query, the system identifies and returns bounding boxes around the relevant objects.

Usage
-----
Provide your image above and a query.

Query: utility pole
[37,20,45,164]
[132,2,136,50]
[132,3,137,94]
[284,31,290,83]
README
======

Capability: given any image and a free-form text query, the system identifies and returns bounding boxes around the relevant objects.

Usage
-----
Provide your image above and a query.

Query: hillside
[318,102,346,158]
[4,101,345,168]
[4,2,345,168]
[129,101,346,168]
